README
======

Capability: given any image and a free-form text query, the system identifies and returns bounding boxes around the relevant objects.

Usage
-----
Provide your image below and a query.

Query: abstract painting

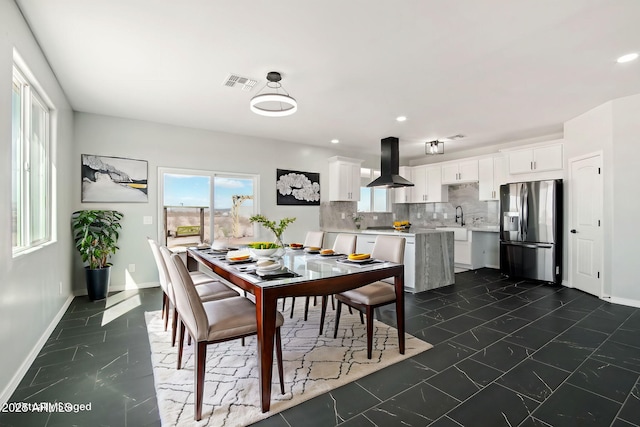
[276,169,320,205]
[81,154,148,203]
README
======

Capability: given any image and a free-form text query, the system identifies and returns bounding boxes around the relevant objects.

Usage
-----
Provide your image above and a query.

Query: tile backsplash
[397,182,499,228]
[320,183,498,230]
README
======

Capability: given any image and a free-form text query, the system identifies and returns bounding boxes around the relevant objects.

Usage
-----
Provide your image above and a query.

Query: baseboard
[608,296,640,309]
[0,295,74,407]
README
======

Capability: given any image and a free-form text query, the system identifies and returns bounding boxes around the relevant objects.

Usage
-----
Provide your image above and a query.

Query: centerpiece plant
[249,214,296,250]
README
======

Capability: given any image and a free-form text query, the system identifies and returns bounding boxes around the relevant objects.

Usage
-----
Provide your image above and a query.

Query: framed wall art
[276,168,320,205]
[81,154,148,203]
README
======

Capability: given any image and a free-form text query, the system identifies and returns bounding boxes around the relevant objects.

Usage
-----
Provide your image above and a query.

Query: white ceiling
[15,0,640,162]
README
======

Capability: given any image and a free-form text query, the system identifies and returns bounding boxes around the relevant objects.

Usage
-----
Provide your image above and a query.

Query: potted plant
[71,210,124,300]
[249,214,296,256]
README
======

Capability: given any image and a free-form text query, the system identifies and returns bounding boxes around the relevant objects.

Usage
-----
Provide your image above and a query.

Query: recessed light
[617,53,638,63]
[396,116,407,122]
[330,139,339,144]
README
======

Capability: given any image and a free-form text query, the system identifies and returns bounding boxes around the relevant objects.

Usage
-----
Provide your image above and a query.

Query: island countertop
[322,229,454,293]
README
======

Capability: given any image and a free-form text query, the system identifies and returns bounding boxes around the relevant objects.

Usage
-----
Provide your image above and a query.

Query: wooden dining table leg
[395,271,405,355]
[255,288,278,413]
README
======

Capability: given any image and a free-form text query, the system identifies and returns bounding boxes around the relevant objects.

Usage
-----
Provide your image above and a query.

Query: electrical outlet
[341,213,345,219]
[59,281,63,295]
[392,213,396,220]
[417,212,421,219]
[443,213,448,219]
[143,216,153,225]
[128,264,136,273]
[373,215,378,220]
[433,212,437,219]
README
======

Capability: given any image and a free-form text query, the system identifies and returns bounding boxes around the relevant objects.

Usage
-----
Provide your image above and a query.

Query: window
[12,63,52,253]
[357,168,389,212]
[159,168,258,248]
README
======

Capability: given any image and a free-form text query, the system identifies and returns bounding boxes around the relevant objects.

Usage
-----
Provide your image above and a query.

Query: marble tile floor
[1,269,640,426]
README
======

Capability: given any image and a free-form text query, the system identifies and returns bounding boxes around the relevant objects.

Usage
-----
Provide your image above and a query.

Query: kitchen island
[324,228,454,293]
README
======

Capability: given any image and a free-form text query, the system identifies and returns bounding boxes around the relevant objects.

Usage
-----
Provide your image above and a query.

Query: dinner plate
[344,257,373,264]
[226,257,253,264]
[319,252,341,257]
[256,262,282,272]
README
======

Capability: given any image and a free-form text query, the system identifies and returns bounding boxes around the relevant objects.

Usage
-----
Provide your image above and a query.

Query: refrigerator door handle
[522,184,529,239]
[501,241,553,249]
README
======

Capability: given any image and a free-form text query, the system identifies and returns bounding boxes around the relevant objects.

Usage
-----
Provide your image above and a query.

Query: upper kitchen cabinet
[411,165,448,203]
[441,159,479,184]
[478,156,506,201]
[394,166,413,203]
[508,142,563,174]
[328,156,363,201]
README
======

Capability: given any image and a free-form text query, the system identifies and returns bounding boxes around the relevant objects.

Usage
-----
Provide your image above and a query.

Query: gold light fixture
[425,140,444,155]
[250,71,297,117]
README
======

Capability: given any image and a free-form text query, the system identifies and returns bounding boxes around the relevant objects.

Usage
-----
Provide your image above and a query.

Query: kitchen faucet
[455,206,465,226]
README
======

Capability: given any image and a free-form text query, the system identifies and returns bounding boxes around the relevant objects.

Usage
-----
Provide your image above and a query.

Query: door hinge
[597,272,600,279]
[598,219,601,226]
[598,167,601,174]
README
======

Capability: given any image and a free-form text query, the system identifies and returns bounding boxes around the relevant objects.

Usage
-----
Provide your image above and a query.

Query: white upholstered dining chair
[331,235,405,359]
[150,240,238,346]
[164,250,286,421]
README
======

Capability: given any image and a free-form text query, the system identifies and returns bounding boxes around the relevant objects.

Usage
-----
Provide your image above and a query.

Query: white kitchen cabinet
[508,143,563,174]
[356,235,376,255]
[328,156,363,201]
[441,159,479,184]
[478,156,506,201]
[411,165,448,203]
[394,166,413,203]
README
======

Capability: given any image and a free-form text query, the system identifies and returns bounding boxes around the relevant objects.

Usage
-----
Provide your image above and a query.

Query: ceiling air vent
[223,74,258,91]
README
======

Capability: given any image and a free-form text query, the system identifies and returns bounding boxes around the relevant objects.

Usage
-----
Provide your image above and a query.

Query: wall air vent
[223,74,258,91]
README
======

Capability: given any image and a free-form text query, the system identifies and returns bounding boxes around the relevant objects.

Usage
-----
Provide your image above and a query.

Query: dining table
[186,246,405,413]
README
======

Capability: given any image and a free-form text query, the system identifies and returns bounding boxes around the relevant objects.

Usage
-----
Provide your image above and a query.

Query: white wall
[73,112,377,292]
[0,0,75,403]
[563,101,614,296]
[610,94,640,304]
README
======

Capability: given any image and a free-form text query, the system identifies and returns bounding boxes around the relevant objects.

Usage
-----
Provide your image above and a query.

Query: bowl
[250,247,278,258]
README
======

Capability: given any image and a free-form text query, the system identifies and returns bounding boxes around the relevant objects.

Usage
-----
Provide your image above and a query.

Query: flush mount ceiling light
[425,140,444,155]
[617,52,639,63]
[396,116,407,122]
[331,139,340,144]
[250,71,297,117]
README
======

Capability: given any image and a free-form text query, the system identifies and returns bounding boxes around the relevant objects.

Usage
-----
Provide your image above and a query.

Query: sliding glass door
[159,167,258,248]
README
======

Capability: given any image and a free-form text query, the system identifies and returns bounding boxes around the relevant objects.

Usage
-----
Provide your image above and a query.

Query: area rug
[145,299,433,426]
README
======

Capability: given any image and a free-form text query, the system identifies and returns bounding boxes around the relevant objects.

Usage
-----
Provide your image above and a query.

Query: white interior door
[569,153,603,297]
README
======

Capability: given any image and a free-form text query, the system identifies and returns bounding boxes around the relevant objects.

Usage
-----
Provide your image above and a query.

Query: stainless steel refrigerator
[499,179,562,283]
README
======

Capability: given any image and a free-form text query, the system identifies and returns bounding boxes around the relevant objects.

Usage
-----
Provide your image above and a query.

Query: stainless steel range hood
[366,137,414,188]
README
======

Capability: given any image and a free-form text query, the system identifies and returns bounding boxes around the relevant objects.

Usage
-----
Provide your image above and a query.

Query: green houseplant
[249,214,296,256]
[71,210,124,300]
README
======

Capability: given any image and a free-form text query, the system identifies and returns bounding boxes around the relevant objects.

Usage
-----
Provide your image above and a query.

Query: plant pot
[85,266,111,301]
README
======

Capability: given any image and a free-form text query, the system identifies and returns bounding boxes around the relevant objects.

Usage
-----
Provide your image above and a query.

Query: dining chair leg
[171,308,179,347]
[303,297,311,321]
[177,320,185,369]
[333,301,342,339]
[331,295,335,310]
[319,295,328,335]
[359,311,365,324]
[365,306,374,359]
[275,328,285,395]
[194,341,207,421]
[289,297,296,318]
[281,297,286,311]
[162,293,168,330]
[188,334,192,346]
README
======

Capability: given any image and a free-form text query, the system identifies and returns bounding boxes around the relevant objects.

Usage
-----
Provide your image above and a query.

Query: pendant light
[425,140,444,155]
[250,71,297,117]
